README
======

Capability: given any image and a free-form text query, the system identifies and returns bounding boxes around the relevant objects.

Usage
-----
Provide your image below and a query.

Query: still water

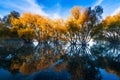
[0,40,120,80]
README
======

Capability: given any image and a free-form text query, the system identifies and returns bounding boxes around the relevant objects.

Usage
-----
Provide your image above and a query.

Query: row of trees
[0,6,120,45]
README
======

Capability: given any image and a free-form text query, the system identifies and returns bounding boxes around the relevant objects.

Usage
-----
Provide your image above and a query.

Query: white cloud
[111,6,120,15]
[92,0,103,9]
[52,13,61,19]
[0,0,63,19]
[25,0,47,16]
[46,3,62,19]
[0,0,48,16]
[0,14,3,18]
[23,0,48,16]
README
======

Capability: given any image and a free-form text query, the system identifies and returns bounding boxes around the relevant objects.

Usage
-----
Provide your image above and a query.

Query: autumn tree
[0,11,20,39]
[2,11,20,26]
[102,13,120,44]
[0,22,11,39]
[51,19,67,45]
[66,6,103,46]
[11,13,41,43]
[10,13,56,44]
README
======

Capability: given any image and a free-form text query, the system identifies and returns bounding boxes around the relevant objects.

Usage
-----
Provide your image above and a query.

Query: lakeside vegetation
[0,6,119,45]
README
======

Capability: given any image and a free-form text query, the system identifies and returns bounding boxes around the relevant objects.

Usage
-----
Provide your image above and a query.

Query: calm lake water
[0,40,120,80]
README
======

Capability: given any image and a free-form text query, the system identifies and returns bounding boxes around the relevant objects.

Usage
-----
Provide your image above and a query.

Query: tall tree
[66,6,103,45]
[2,11,20,26]
[11,13,54,43]
[102,13,120,44]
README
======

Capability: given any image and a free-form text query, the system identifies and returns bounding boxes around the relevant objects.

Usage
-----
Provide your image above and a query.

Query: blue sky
[0,0,120,19]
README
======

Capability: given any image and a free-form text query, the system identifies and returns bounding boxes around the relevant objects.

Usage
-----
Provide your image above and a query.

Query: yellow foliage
[103,12,120,29]
[77,9,88,25]
[65,16,79,32]
[17,27,34,39]
[53,19,67,33]
[71,6,82,20]
[9,6,104,41]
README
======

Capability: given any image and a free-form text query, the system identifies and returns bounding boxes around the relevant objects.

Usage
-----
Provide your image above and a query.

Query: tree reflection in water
[0,40,120,80]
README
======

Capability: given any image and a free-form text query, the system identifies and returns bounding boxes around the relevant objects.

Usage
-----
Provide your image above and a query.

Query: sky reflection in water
[0,40,120,80]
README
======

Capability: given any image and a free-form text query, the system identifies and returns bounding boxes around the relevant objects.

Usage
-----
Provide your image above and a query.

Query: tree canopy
[0,6,120,45]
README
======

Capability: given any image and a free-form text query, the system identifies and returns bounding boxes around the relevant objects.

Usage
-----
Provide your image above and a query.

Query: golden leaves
[17,27,34,38]
[53,19,67,33]
[103,12,120,29]
[71,6,82,20]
